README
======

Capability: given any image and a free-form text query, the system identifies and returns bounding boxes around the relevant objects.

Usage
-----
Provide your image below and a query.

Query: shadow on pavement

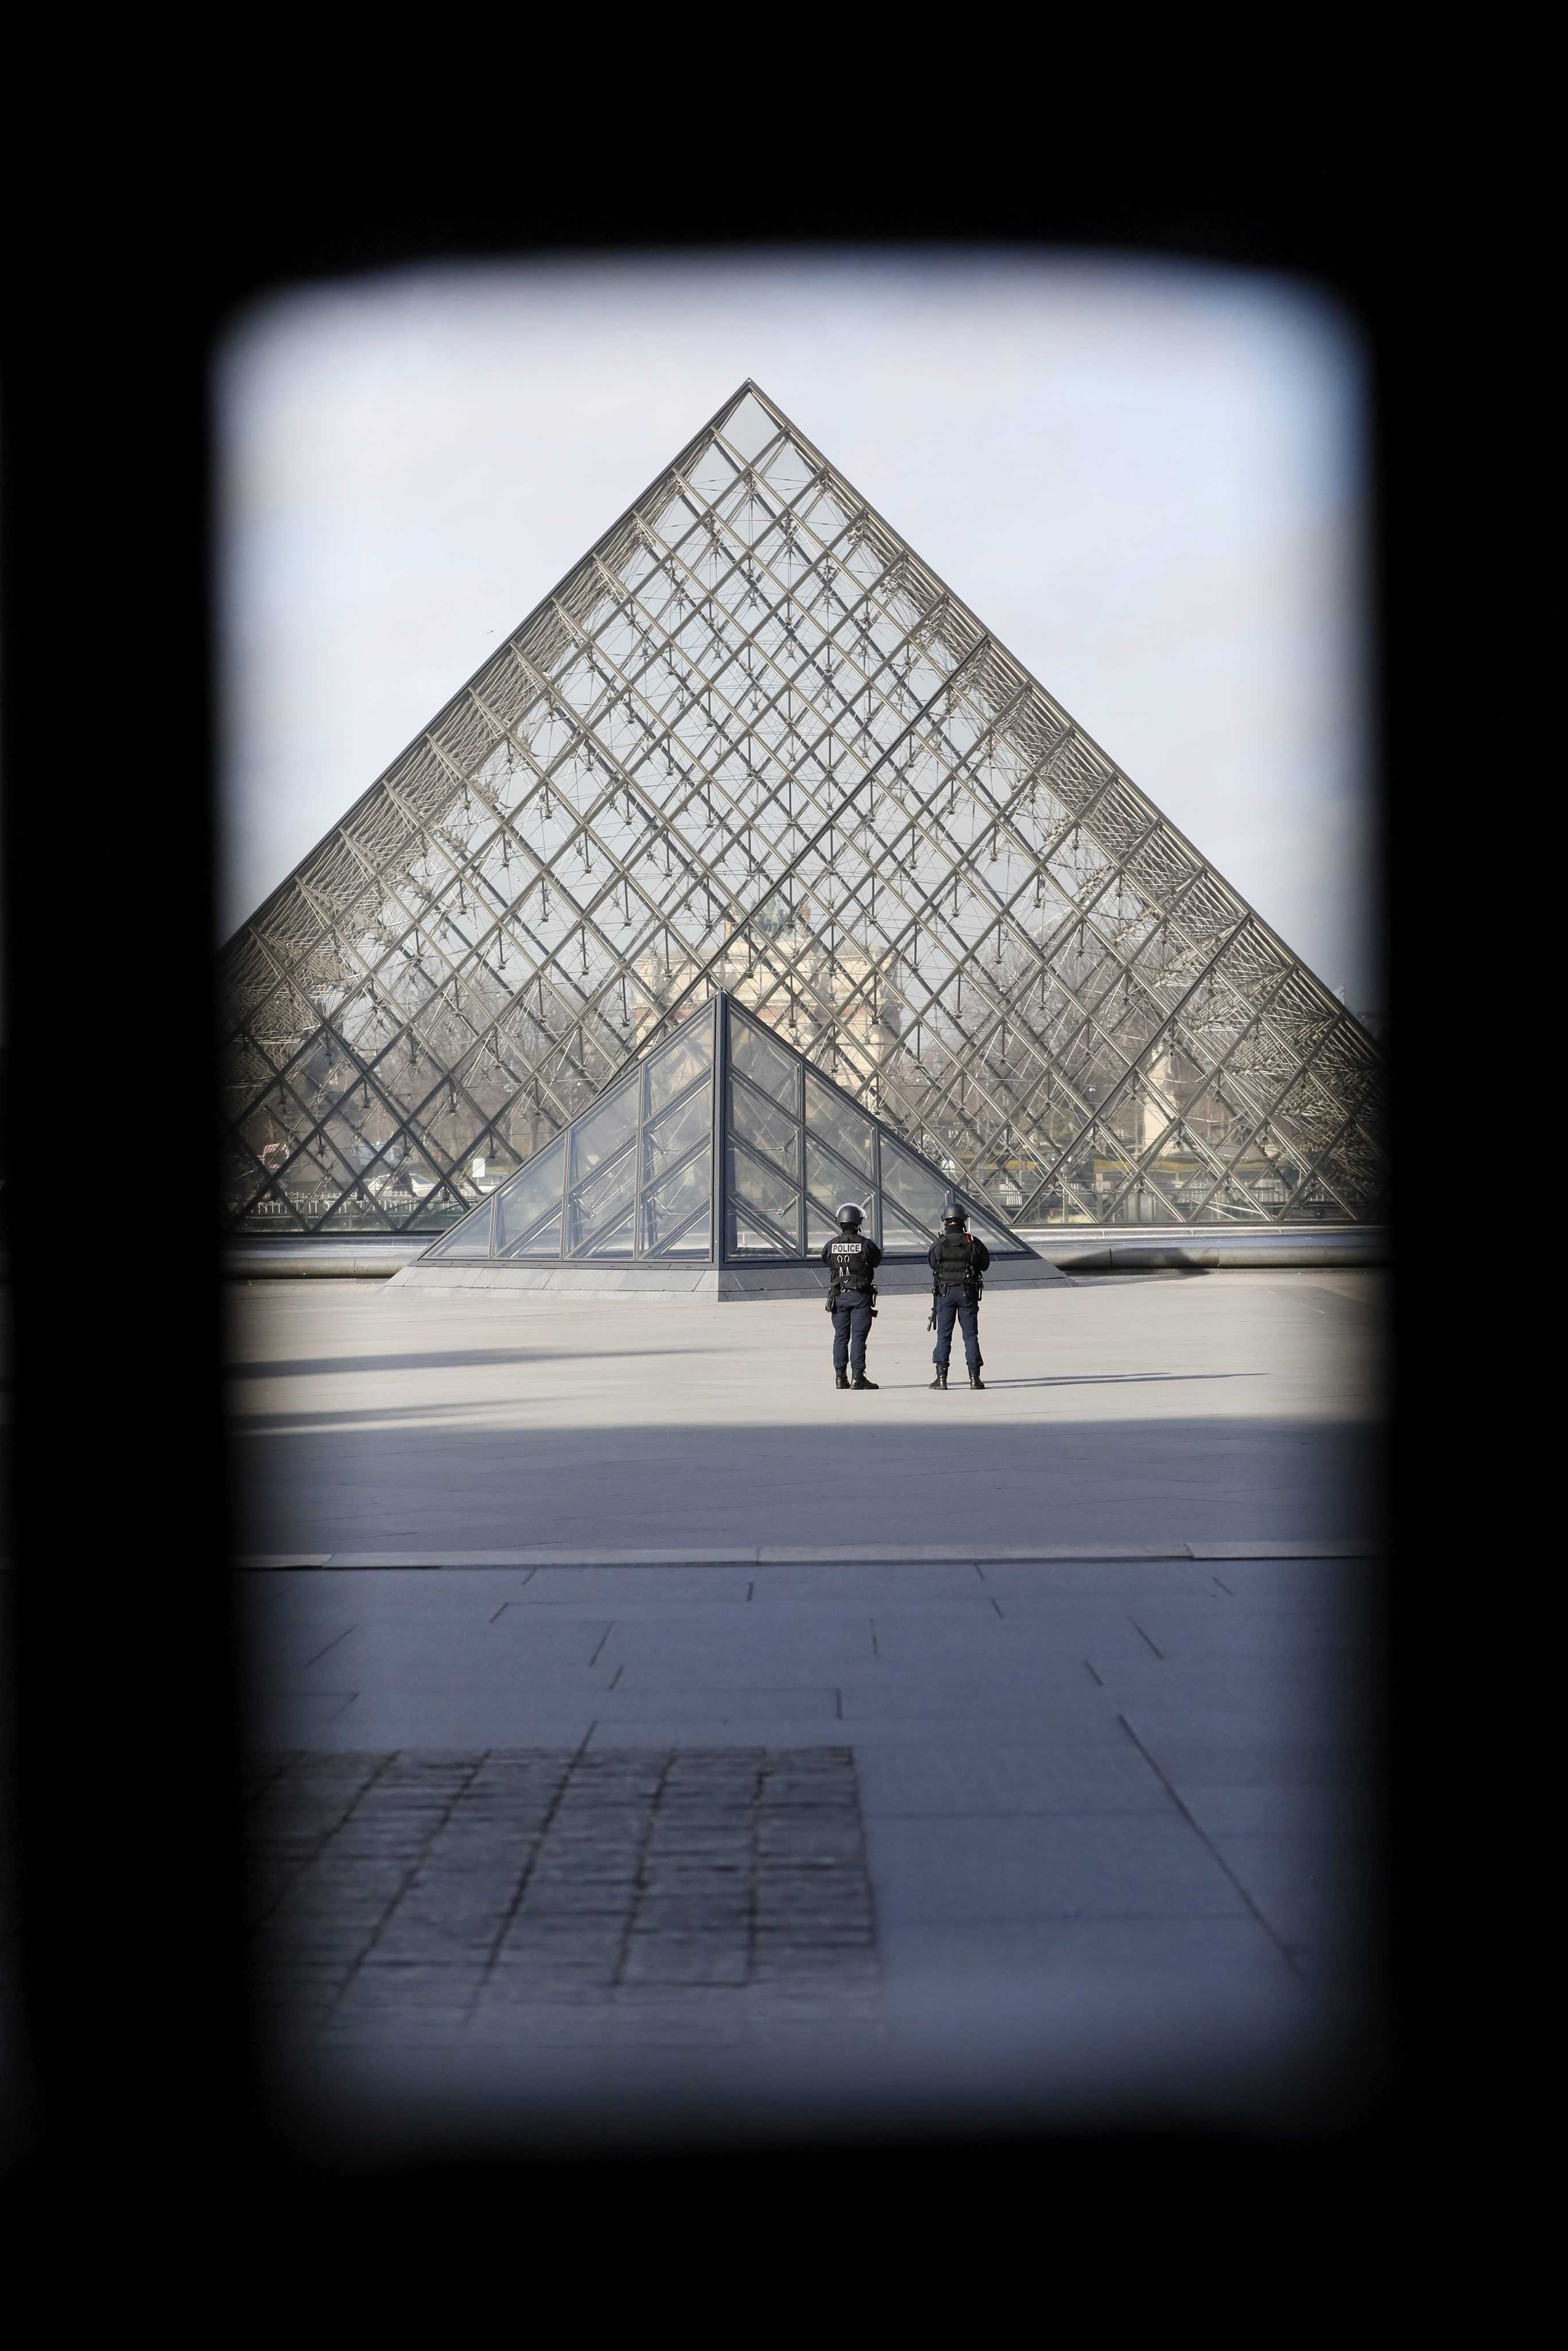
[234,1412,1384,1556]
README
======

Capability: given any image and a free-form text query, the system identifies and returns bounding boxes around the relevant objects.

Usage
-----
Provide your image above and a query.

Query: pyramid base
[386,1255,1068,1301]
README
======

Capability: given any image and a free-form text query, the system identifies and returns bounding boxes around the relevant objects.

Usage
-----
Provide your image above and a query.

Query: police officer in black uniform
[822,1202,883,1390]
[927,1193,990,1390]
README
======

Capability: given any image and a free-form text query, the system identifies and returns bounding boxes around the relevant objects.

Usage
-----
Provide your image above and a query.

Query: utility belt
[927,1270,982,1329]
[827,1278,878,1316]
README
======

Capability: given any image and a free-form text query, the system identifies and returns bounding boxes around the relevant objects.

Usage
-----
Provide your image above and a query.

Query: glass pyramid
[421,992,1037,1269]
[220,381,1386,1237]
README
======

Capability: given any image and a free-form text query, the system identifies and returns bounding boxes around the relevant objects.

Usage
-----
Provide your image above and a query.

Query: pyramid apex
[717,378,782,419]
[222,368,1385,1245]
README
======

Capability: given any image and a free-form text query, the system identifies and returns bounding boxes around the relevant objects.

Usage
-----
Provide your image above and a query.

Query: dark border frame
[3,130,1438,2216]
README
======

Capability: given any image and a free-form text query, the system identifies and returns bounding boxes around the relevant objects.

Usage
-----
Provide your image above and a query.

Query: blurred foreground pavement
[237,1269,1384,2150]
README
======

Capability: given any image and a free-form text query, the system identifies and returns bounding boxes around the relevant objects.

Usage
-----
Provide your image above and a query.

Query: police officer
[927,1193,990,1390]
[822,1202,883,1390]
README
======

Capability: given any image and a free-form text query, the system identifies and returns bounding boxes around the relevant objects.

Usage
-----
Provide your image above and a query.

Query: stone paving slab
[243,1551,1376,2121]
[976,1565,1238,1600]
[865,1814,1252,1923]
[581,1714,1141,1750]
[589,1688,845,1722]
[271,1702,602,1747]
[600,1627,879,1673]
[878,1918,1317,2024]
[249,1745,884,2067]
[850,1741,1175,1817]
[1145,1741,1375,1787]
[1171,1784,1361,1838]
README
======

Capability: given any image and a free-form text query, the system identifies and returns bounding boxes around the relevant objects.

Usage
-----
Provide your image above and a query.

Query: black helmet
[942,1190,967,1228]
[836,1201,864,1228]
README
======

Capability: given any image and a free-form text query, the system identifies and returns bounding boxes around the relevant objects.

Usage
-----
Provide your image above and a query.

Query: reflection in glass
[879,1206,933,1252]
[728,1204,794,1257]
[728,1078,798,1182]
[425,1197,495,1256]
[728,1008,797,1109]
[804,1071,874,1175]
[494,1136,567,1254]
[805,1138,870,1222]
[567,1146,636,1253]
[515,1213,560,1257]
[729,1144,800,1248]
[586,1211,636,1258]
[570,1077,639,1181]
[642,1150,711,1252]
[642,1081,711,1182]
[652,1206,711,1259]
[966,1209,1018,1254]
[879,1143,948,1229]
[645,1021,715,1117]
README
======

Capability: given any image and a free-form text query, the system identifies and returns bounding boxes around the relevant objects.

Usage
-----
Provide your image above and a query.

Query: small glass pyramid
[421,992,1038,1268]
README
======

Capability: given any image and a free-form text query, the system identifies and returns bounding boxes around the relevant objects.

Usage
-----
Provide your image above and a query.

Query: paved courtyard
[236,1269,1383,2143]
[231,1268,1383,1559]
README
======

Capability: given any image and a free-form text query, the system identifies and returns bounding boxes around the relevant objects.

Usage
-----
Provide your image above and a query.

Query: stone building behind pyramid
[220,381,1386,1238]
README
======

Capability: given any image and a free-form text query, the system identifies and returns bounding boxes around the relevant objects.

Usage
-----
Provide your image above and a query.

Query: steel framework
[220,381,1386,1235]
[421,990,1041,1270]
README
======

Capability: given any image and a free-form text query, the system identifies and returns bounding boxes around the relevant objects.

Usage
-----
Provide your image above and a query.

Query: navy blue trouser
[831,1295,874,1375]
[933,1285,982,1375]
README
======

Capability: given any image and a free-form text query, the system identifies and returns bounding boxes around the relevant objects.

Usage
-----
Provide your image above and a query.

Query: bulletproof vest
[936,1229,975,1288]
[829,1235,874,1290]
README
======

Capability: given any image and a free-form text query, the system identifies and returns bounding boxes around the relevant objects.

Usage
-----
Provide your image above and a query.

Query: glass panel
[420,1185,472,1229]
[641,1148,711,1253]
[649,1205,711,1259]
[494,1136,566,1254]
[425,1197,495,1257]
[965,1206,1022,1254]
[879,1143,949,1231]
[727,1204,794,1258]
[720,390,777,461]
[236,1201,308,1232]
[879,1205,933,1252]
[728,1077,799,1181]
[570,1075,639,1182]
[317,1185,395,1235]
[586,1211,636,1259]
[804,1070,874,1176]
[645,1015,715,1116]
[639,1147,715,1260]
[728,1007,798,1109]
[729,1143,801,1250]
[505,1213,561,1259]
[567,1145,637,1254]
[642,1079,712,1182]
[805,1139,871,1223]
[806,1206,837,1253]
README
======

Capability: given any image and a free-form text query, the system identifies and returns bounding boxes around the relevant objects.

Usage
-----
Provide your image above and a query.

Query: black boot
[929,1369,948,1390]
[851,1371,879,1390]
[969,1372,985,1389]
[835,1369,849,1389]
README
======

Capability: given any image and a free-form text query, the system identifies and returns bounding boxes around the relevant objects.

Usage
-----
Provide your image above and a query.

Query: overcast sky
[216,250,1377,1014]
